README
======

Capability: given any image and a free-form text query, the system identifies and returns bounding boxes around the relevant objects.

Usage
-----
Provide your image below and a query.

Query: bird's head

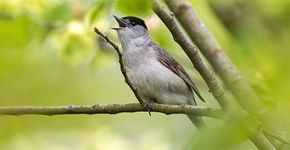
[112,16,148,40]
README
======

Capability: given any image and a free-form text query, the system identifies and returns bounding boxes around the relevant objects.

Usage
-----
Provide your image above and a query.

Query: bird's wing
[150,42,205,102]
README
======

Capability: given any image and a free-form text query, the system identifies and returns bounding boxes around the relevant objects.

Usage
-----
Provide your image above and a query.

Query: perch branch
[0,103,222,118]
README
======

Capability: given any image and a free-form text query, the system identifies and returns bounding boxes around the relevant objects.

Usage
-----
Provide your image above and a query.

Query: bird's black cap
[122,16,147,30]
[113,15,147,30]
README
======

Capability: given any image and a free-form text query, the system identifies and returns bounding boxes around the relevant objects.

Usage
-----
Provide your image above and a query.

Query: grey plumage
[151,42,206,129]
[150,42,205,103]
[113,16,206,129]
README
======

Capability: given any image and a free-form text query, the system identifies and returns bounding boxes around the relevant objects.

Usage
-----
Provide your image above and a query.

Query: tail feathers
[187,114,206,130]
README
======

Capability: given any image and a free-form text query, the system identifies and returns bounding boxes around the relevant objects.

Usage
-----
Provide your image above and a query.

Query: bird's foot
[144,99,154,116]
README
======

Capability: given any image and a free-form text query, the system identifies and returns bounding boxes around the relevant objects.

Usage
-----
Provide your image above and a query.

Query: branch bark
[153,0,276,149]
[163,0,283,149]
[152,0,231,111]
[163,0,264,118]
[0,103,222,118]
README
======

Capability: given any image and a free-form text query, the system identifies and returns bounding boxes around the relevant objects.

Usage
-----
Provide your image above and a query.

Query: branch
[264,130,290,146]
[0,103,223,118]
[94,27,145,107]
[152,0,231,111]
[249,132,277,150]
[164,0,263,118]
[153,1,276,149]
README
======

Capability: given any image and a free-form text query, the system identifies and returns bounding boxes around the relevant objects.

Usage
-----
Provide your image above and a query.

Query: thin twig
[94,27,145,107]
[0,103,223,118]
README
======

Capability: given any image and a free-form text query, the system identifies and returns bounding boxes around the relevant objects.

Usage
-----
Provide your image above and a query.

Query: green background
[0,0,289,149]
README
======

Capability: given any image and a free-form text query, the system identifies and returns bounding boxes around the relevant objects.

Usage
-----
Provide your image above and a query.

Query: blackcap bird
[112,15,206,128]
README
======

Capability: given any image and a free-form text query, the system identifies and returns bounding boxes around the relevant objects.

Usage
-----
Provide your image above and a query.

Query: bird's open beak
[111,15,127,30]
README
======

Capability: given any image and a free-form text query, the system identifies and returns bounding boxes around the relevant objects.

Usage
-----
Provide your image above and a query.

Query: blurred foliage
[0,0,290,149]
[116,0,152,16]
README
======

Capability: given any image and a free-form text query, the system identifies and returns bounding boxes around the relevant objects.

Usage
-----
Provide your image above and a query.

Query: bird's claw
[144,99,154,116]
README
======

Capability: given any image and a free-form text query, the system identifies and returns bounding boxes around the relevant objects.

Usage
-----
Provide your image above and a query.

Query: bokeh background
[0,0,290,149]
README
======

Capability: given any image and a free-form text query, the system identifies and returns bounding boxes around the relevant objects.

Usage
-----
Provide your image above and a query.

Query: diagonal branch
[0,103,223,119]
[264,130,290,146]
[152,1,276,149]
[152,0,231,111]
[163,0,283,149]
[163,0,263,118]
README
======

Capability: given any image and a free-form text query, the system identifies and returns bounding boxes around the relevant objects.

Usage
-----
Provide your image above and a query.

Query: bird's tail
[187,114,206,130]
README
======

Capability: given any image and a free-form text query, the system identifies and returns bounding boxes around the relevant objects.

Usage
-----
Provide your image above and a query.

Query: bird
[112,15,206,129]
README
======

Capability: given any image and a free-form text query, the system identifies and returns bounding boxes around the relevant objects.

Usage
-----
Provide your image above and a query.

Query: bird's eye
[131,22,136,26]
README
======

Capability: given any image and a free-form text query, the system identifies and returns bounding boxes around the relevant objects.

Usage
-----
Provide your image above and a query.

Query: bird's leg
[144,99,154,116]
